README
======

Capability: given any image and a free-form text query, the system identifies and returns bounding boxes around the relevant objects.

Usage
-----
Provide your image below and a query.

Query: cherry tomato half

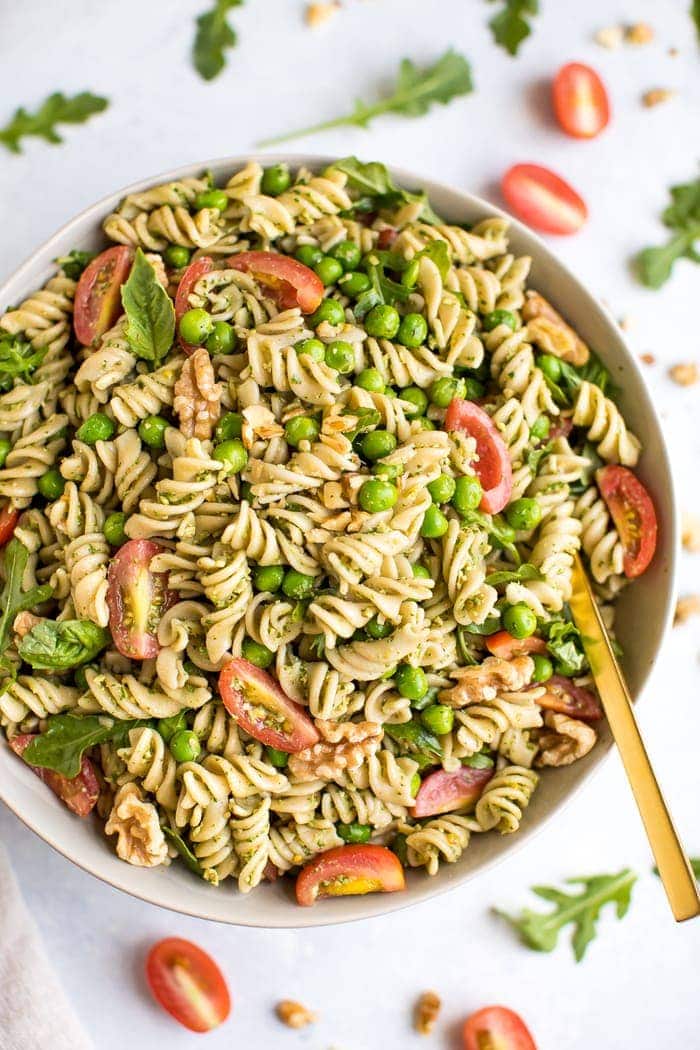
[106,539,177,660]
[486,631,548,660]
[219,658,319,753]
[226,251,324,314]
[463,1005,538,1050]
[411,765,494,819]
[295,844,405,906]
[146,938,231,1033]
[9,734,99,816]
[502,164,588,236]
[444,399,513,514]
[0,505,20,547]
[597,465,657,578]
[74,246,133,346]
[537,675,603,722]
[175,256,214,354]
[553,62,610,140]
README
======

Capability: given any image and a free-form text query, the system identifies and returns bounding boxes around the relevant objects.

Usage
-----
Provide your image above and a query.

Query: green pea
[308,298,345,328]
[427,473,456,505]
[452,475,483,515]
[358,478,398,513]
[537,353,562,382]
[391,833,409,865]
[395,663,428,701]
[261,163,292,196]
[215,412,243,443]
[396,312,428,348]
[164,245,191,268]
[531,653,554,683]
[330,240,361,272]
[179,307,213,346]
[412,564,431,580]
[295,244,324,268]
[76,412,116,445]
[399,386,429,417]
[314,256,344,287]
[0,439,10,469]
[372,462,402,480]
[324,340,355,374]
[104,512,127,546]
[296,338,325,362]
[339,271,371,298]
[285,415,320,447]
[213,439,248,475]
[414,417,435,431]
[365,616,393,640]
[360,429,396,461]
[505,497,542,532]
[356,368,385,393]
[365,304,400,339]
[265,746,289,768]
[206,320,236,355]
[420,505,449,538]
[401,258,420,288]
[482,309,517,332]
[194,188,228,212]
[502,603,537,639]
[463,378,485,400]
[410,773,422,798]
[420,703,454,736]
[429,376,466,409]
[241,637,274,669]
[138,414,170,449]
[282,570,315,600]
[37,468,65,500]
[74,663,97,691]
[337,822,371,844]
[530,415,550,441]
[169,729,202,763]
[253,564,285,593]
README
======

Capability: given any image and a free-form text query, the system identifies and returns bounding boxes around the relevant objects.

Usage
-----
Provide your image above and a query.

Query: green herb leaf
[635,176,700,288]
[21,713,151,778]
[162,826,205,876]
[0,92,108,154]
[496,868,637,961]
[258,50,473,147]
[526,440,554,475]
[461,616,502,636]
[384,720,442,758]
[545,620,587,676]
[456,627,480,664]
[693,1,700,43]
[332,156,444,226]
[462,750,495,769]
[55,249,96,281]
[653,858,700,879]
[486,563,542,586]
[193,0,243,81]
[488,0,539,56]
[19,620,110,672]
[0,336,47,393]
[461,509,521,565]
[121,248,175,365]
[0,540,53,674]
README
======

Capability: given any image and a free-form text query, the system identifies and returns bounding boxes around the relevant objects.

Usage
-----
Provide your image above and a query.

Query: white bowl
[0,155,678,927]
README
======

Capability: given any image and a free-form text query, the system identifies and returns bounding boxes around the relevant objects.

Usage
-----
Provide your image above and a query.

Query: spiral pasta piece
[474,765,539,834]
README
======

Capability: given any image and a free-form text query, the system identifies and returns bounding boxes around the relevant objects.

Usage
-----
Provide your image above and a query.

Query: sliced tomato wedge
[295,844,405,906]
[486,631,548,660]
[502,164,588,236]
[411,765,494,819]
[226,251,324,314]
[553,63,610,140]
[597,465,657,578]
[74,246,133,346]
[444,399,513,514]
[9,734,99,816]
[463,1005,538,1050]
[146,938,231,1033]
[175,256,214,354]
[219,658,319,753]
[106,539,177,660]
[537,675,603,721]
[0,505,20,547]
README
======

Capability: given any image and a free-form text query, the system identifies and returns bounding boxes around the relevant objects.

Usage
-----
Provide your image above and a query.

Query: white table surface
[1,1,699,1047]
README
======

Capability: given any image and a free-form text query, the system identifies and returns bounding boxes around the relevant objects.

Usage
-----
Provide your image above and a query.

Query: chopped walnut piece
[536,711,597,767]
[316,719,382,744]
[173,347,222,439]
[241,404,284,448]
[626,22,654,44]
[618,315,634,332]
[674,595,700,625]
[643,88,676,108]
[443,655,534,708]
[276,1000,317,1029]
[289,721,383,781]
[104,783,168,867]
[522,292,590,366]
[305,1,340,28]
[681,514,700,553]
[13,611,42,638]
[668,362,698,386]
[595,25,624,49]
[414,991,441,1036]
[640,352,656,366]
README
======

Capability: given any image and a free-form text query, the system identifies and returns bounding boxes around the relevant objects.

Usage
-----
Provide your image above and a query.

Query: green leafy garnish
[462,509,521,565]
[21,713,150,778]
[635,176,700,288]
[545,620,587,676]
[258,50,473,147]
[497,868,636,961]
[462,750,495,769]
[486,563,542,586]
[0,92,108,154]
[487,0,539,56]
[193,0,243,81]
[383,721,442,758]
[121,249,175,365]
[19,620,110,672]
[653,858,700,879]
[157,711,188,740]
[461,616,502,637]
[332,156,443,226]
[526,440,554,475]
[0,540,53,674]
[0,336,47,393]
[162,826,204,876]
[456,627,480,664]
[693,1,700,43]
[542,354,615,408]
[55,249,96,281]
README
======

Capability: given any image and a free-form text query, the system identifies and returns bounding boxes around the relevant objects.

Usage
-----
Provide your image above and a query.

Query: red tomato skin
[295,845,405,906]
[377,227,398,249]
[463,1005,538,1050]
[411,766,494,819]
[502,164,588,235]
[175,257,214,354]
[146,938,231,1034]
[106,539,177,659]
[597,465,657,578]
[537,675,603,722]
[9,735,99,817]
[219,659,320,753]
[444,398,513,514]
[226,251,324,313]
[553,62,610,140]
[0,505,20,547]
[74,246,133,346]
[486,632,548,660]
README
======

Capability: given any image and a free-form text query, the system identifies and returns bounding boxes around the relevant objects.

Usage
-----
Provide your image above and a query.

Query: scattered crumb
[625,22,654,45]
[668,362,698,387]
[595,25,624,49]
[681,513,700,553]
[276,1000,317,1029]
[618,315,634,331]
[640,353,656,366]
[674,595,700,626]
[305,1,340,27]
[669,46,679,57]
[642,88,676,108]
[414,991,441,1036]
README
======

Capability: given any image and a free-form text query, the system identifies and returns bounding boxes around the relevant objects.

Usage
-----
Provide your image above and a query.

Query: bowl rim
[0,153,679,928]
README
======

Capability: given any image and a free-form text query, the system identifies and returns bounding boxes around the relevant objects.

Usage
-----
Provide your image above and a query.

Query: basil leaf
[19,620,110,671]
[22,714,151,778]
[0,92,108,154]
[121,248,175,365]
[545,620,587,676]
[162,826,204,877]
[0,540,53,673]
[55,249,96,280]
[486,563,542,586]
[383,721,442,757]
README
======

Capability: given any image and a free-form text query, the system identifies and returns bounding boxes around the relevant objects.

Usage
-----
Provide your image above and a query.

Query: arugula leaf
[332,157,444,226]
[309,634,326,658]
[461,509,521,565]
[55,249,96,281]
[19,620,110,672]
[162,826,205,876]
[258,50,473,147]
[456,627,480,664]
[461,616,502,637]
[0,540,53,674]
[22,713,150,778]
[488,0,539,56]
[497,868,636,961]
[635,176,700,288]
[0,92,108,154]
[0,335,47,393]
[486,563,542,586]
[545,620,588,676]
[383,721,443,758]
[193,0,243,81]
[653,858,700,879]
[526,440,554,475]
[121,249,175,365]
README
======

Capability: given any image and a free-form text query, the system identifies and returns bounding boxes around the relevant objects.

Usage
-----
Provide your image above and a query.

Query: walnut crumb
[642,88,676,108]
[681,514,700,552]
[305,2,340,27]
[668,362,698,387]
[618,315,634,332]
[669,46,679,57]
[674,595,700,625]
[276,1000,317,1029]
[640,352,656,366]
[626,22,654,44]
[595,25,624,49]
[414,991,441,1036]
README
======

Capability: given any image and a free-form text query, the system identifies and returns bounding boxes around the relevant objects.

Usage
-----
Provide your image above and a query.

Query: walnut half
[173,347,222,439]
[104,783,169,867]
[522,291,590,366]
[536,711,597,767]
[442,655,534,708]
[289,721,383,781]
